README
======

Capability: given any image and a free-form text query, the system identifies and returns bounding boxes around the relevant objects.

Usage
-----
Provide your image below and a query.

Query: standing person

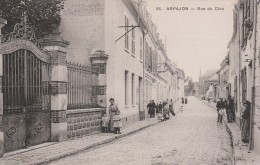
[155,102,159,114]
[147,100,155,118]
[163,103,170,120]
[152,100,156,117]
[216,98,225,123]
[162,100,166,107]
[226,95,234,123]
[109,98,119,133]
[169,99,175,116]
[241,100,251,143]
[185,97,188,104]
[113,111,122,134]
[101,113,109,133]
[158,102,163,113]
[181,97,184,104]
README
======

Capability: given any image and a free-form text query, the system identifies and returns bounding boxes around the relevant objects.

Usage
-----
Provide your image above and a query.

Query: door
[2,49,51,152]
[241,68,247,102]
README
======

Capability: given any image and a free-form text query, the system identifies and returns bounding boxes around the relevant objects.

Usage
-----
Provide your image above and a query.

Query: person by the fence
[113,111,122,134]
[185,97,188,104]
[101,113,109,133]
[216,98,225,123]
[226,95,234,123]
[241,100,251,143]
[109,98,120,133]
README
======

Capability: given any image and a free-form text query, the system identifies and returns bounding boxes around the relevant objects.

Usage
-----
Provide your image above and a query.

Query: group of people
[101,98,122,134]
[147,99,176,121]
[181,97,188,104]
[216,95,251,143]
[216,95,235,123]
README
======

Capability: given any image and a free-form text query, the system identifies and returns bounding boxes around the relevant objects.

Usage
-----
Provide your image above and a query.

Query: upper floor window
[125,16,129,51]
[132,24,135,55]
[241,0,254,47]
[140,37,143,60]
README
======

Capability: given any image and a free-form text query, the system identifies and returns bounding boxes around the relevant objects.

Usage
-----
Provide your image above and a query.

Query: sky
[146,0,237,82]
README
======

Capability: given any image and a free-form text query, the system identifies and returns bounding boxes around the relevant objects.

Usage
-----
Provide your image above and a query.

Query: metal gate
[2,48,51,152]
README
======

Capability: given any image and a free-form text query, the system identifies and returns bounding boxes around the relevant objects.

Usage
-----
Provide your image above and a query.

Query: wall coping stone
[66,108,104,115]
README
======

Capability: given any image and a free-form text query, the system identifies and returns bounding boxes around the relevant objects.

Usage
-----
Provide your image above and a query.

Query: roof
[200,69,218,78]
[206,74,218,81]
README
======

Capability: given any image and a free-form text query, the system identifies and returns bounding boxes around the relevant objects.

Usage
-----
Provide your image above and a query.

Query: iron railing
[2,49,51,114]
[67,62,99,110]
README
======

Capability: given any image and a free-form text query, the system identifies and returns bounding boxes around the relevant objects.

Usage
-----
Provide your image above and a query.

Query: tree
[184,79,195,95]
[0,0,65,39]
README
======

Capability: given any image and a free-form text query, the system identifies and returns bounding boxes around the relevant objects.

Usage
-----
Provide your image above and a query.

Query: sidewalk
[197,98,260,165]
[0,100,183,165]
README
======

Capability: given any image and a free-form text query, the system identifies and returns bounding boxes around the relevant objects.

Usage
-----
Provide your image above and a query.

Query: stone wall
[66,108,104,139]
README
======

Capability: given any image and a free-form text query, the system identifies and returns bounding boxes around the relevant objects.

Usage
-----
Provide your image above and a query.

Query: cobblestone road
[49,97,232,165]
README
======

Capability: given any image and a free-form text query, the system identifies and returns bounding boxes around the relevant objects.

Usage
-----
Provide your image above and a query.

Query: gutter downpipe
[250,0,257,150]
[234,5,242,128]
[142,29,147,120]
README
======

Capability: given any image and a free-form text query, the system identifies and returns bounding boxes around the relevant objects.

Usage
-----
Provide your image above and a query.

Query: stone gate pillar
[0,17,7,157]
[39,34,70,142]
[90,50,108,109]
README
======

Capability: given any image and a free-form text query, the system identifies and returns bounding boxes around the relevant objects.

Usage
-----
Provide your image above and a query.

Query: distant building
[199,69,218,96]
[205,74,219,101]
[217,55,230,100]
[194,82,200,96]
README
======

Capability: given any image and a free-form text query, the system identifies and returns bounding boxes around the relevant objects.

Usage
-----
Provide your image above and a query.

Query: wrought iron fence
[67,62,99,110]
[2,49,51,114]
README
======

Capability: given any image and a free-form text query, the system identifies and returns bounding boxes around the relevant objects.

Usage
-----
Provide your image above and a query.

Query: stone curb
[194,97,236,165]
[34,136,117,165]
[38,102,183,164]
[34,121,160,165]
[1,101,182,165]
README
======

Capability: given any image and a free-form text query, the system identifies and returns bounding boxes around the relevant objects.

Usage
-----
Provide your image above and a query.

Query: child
[163,104,170,120]
[101,113,109,133]
[218,108,225,123]
[113,111,122,134]
[157,113,164,122]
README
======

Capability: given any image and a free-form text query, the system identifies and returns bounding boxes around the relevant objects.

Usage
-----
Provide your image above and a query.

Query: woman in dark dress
[241,100,251,143]
[158,102,163,113]
[109,98,120,133]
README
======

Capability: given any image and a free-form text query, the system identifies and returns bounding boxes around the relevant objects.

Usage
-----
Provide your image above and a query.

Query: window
[155,50,158,73]
[149,47,152,72]
[132,25,135,55]
[125,16,129,51]
[145,42,149,70]
[140,37,143,60]
[241,0,254,47]
[125,70,129,105]
[132,73,135,105]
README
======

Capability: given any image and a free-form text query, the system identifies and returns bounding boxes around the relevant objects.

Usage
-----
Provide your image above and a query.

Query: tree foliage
[0,0,65,39]
[185,79,195,95]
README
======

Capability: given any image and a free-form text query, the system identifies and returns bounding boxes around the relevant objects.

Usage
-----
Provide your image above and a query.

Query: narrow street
[49,97,233,165]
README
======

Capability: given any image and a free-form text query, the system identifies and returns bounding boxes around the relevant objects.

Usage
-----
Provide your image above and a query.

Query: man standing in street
[226,95,235,123]
[216,98,225,123]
